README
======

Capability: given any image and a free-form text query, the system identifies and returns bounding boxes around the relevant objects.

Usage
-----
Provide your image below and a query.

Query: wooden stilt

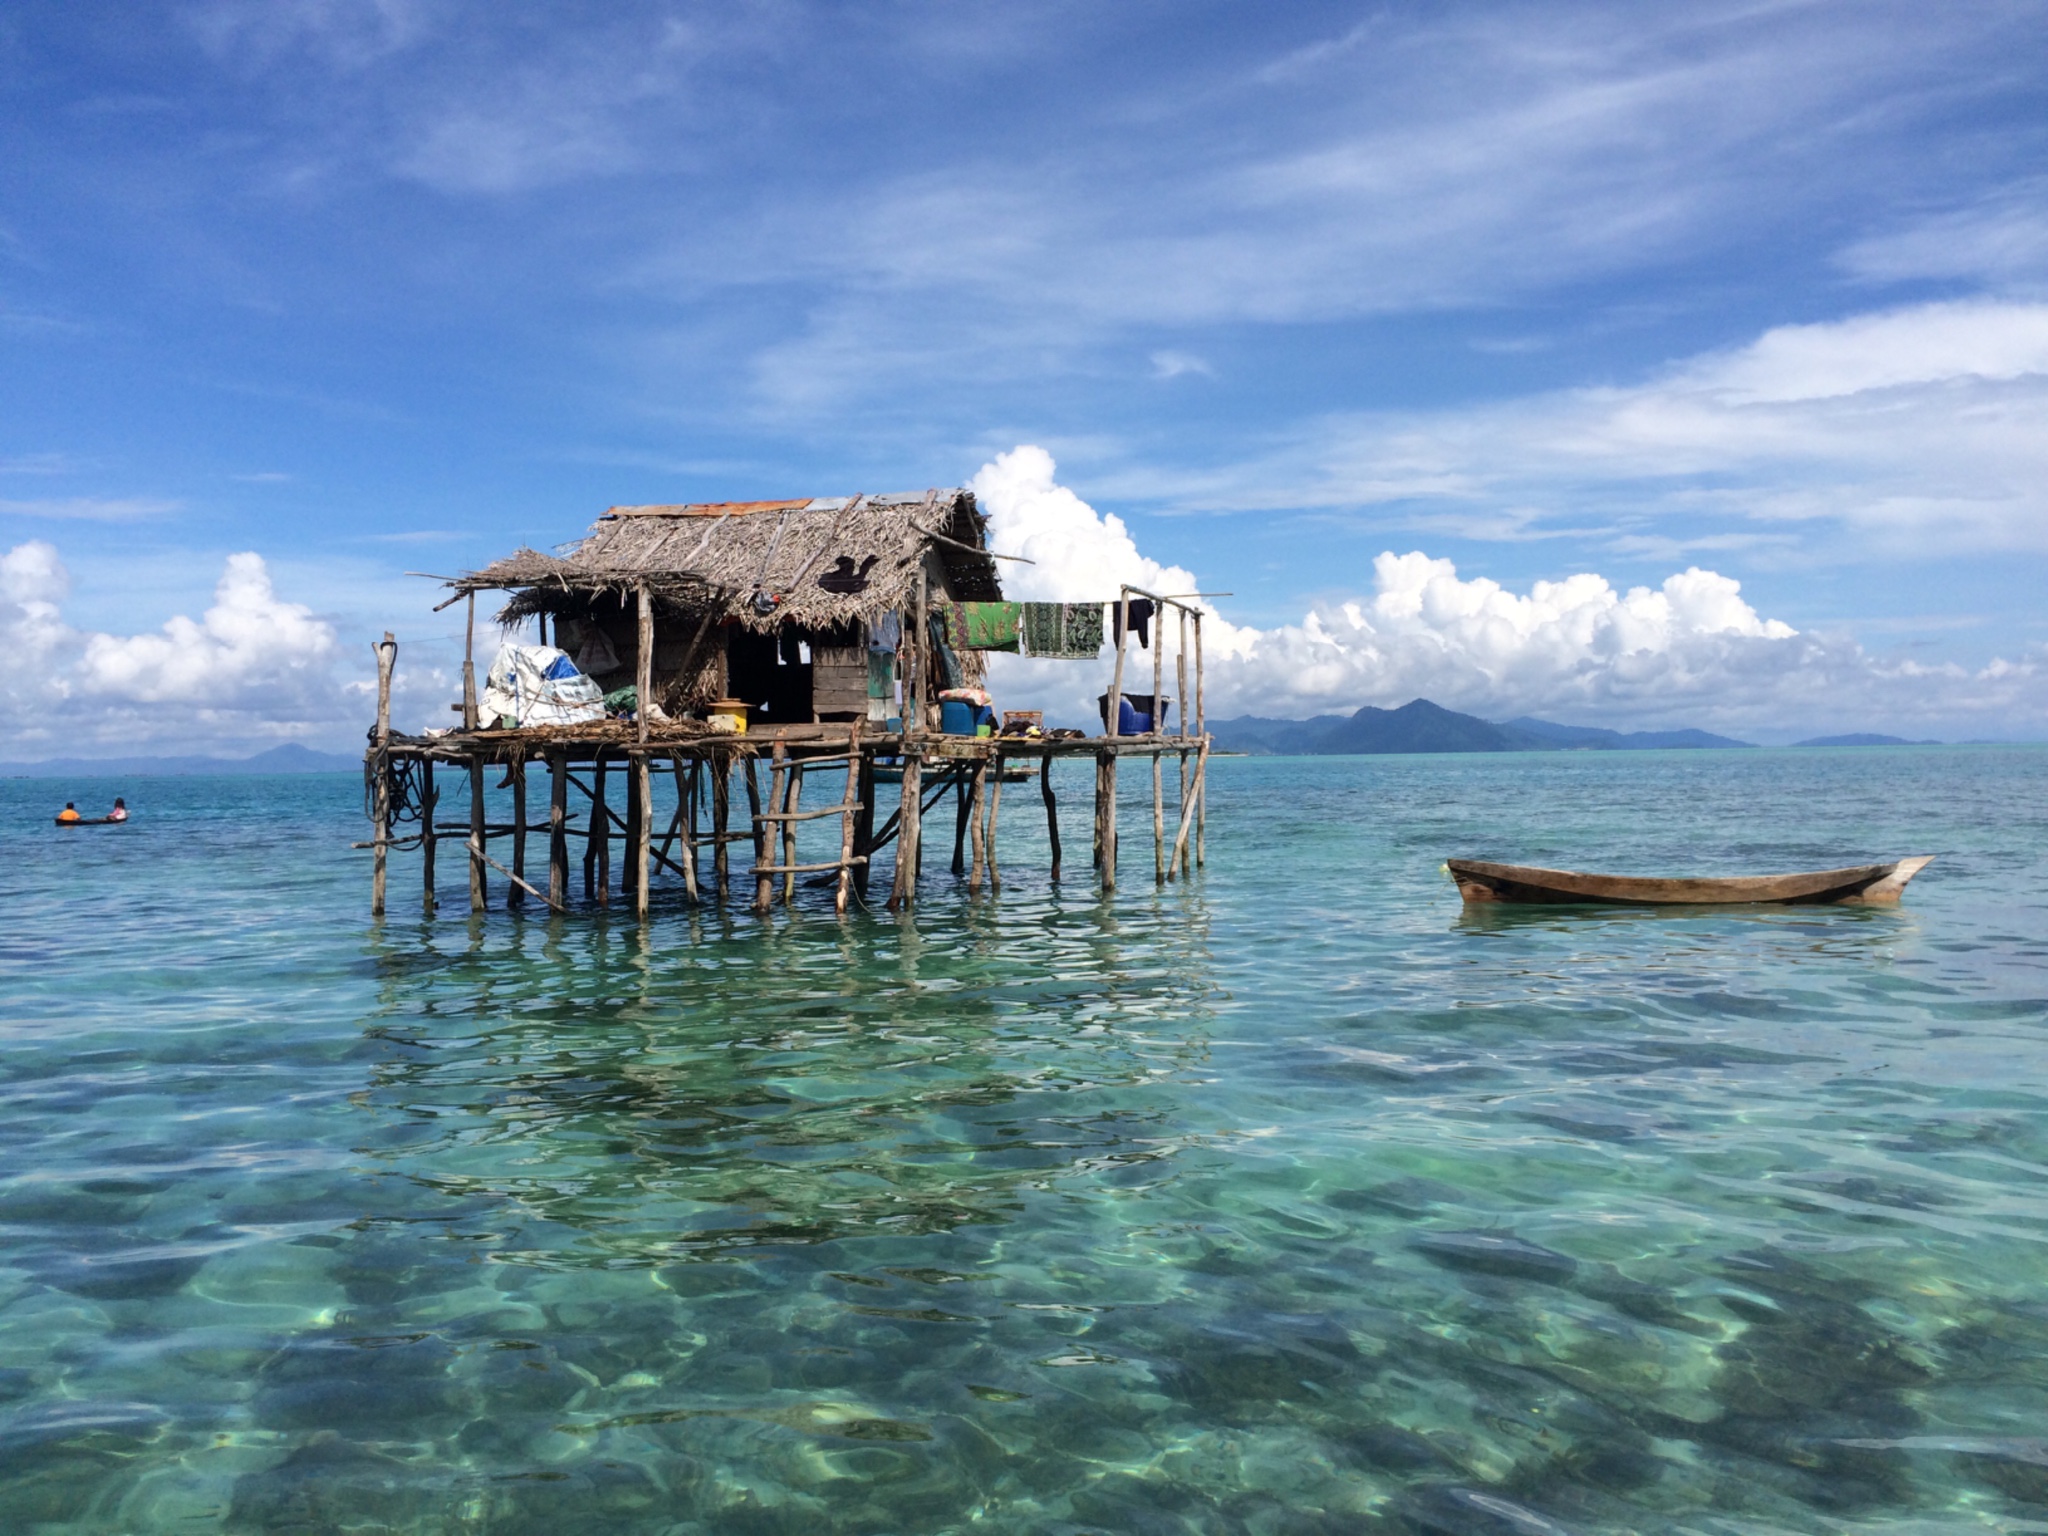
[1152,747,1165,885]
[673,754,700,904]
[592,753,610,906]
[835,722,863,915]
[1099,751,1118,894]
[1041,755,1062,881]
[622,753,643,903]
[548,750,568,908]
[712,753,731,896]
[370,632,395,916]
[469,751,487,912]
[888,752,922,911]
[510,757,528,909]
[634,752,652,920]
[952,772,971,876]
[967,758,988,893]
[781,758,802,906]
[984,752,1003,891]
[1177,606,1190,863]
[755,743,782,914]
[851,749,877,899]
[421,757,437,912]
[1169,739,1210,879]
[462,594,479,730]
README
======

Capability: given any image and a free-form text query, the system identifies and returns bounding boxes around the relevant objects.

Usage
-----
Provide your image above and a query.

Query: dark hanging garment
[1111,598,1154,648]
[779,630,803,667]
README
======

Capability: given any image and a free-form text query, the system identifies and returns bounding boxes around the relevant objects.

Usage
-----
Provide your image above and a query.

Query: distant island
[1206,698,1755,755]
[1,743,360,778]
[1793,733,1940,747]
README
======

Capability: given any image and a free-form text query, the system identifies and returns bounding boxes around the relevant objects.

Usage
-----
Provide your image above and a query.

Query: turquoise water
[3,747,2047,1533]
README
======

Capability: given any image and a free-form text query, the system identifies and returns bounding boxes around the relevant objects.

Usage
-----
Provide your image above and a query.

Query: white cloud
[0,545,349,753]
[1150,351,1214,380]
[0,496,183,522]
[974,449,2048,739]
[1120,301,2048,556]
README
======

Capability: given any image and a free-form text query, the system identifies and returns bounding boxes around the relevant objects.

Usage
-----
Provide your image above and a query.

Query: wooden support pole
[888,751,923,911]
[622,750,643,904]
[462,593,479,730]
[951,772,971,877]
[1195,613,1206,869]
[1178,606,1191,810]
[1153,746,1166,885]
[756,742,782,914]
[633,751,652,920]
[548,750,568,908]
[712,753,731,896]
[851,747,877,900]
[371,631,396,916]
[636,582,654,745]
[421,758,437,913]
[673,754,700,904]
[781,757,802,906]
[835,722,862,915]
[468,751,487,912]
[967,758,988,893]
[592,753,610,906]
[984,752,1003,891]
[469,838,566,914]
[1099,751,1118,894]
[509,757,528,909]
[1041,756,1062,881]
[1169,740,1211,880]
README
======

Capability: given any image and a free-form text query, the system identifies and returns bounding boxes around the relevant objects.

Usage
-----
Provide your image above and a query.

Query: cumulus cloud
[974,448,2048,739]
[0,544,348,755]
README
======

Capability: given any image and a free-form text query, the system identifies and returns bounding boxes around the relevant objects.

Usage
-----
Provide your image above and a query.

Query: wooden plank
[755,857,868,875]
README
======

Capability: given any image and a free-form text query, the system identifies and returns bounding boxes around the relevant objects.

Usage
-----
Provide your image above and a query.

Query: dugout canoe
[1446,856,1934,906]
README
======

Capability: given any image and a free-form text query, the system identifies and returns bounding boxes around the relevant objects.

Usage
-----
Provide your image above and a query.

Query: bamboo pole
[967,758,988,893]
[781,757,802,906]
[468,751,487,911]
[548,750,568,907]
[835,722,862,915]
[510,757,528,909]
[756,742,783,914]
[1041,756,1061,881]
[421,757,437,913]
[371,632,396,916]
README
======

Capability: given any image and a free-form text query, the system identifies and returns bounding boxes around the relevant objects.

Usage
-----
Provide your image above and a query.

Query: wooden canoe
[1447,856,1933,906]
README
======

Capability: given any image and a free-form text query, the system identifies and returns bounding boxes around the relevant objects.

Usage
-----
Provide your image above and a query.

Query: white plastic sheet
[479,644,607,728]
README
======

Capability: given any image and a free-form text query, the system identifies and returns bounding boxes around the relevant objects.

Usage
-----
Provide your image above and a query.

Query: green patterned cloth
[943,601,1022,652]
[1020,602,1104,658]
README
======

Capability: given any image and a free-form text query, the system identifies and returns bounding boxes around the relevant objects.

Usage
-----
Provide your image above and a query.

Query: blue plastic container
[939,700,977,735]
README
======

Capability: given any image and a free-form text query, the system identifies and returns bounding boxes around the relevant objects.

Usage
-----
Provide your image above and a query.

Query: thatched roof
[456,489,1002,630]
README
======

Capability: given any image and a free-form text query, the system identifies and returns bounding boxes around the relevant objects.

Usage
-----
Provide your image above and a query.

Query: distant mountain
[1,743,360,778]
[1502,717,1754,750]
[1208,699,1755,755]
[1794,733,1941,747]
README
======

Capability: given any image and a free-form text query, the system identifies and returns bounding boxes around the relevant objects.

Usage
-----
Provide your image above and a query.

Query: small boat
[1446,856,1933,906]
[54,816,127,827]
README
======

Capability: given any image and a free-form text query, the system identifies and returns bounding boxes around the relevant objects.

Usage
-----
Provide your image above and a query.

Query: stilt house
[451,489,1003,729]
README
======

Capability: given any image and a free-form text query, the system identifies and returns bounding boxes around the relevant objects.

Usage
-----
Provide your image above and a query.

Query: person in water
[108,798,128,822]
[56,802,80,823]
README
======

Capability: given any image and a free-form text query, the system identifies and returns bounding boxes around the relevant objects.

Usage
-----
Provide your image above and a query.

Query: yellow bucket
[706,698,749,735]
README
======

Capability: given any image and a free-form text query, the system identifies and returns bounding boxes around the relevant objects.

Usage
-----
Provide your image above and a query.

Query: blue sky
[3,0,2046,751]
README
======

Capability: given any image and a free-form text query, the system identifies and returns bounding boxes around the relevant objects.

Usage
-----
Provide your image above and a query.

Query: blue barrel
[940,699,977,735]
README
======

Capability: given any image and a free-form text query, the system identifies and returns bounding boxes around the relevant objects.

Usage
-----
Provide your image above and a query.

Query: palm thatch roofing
[454,489,1003,631]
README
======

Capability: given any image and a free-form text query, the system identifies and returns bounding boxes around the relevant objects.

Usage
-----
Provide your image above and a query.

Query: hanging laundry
[1020,602,1104,658]
[926,612,963,689]
[1110,597,1155,648]
[942,600,1022,651]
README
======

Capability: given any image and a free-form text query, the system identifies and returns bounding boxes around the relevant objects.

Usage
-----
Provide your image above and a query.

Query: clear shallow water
[2,747,2046,1534]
